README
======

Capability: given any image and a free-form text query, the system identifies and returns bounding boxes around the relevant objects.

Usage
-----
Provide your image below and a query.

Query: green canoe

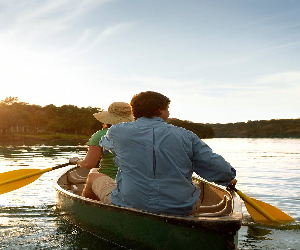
[53,166,242,250]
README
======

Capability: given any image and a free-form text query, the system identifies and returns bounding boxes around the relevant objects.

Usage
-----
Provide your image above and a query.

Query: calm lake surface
[0,138,299,249]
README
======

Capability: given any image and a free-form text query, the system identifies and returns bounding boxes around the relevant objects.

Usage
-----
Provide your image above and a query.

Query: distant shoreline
[0,133,89,142]
[1,100,299,140]
[1,118,299,143]
[210,119,300,138]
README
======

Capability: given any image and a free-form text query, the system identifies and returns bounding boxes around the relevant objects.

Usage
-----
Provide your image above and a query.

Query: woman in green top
[69,102,133,200]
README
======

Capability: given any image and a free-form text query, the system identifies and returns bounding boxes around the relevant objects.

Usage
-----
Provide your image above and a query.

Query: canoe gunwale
[53,166,242,235]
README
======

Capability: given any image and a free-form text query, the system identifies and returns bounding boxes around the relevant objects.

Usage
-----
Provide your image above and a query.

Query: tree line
[0,97,215,139]
[0,97,102,136]
[1,97,298,139]
[211,119,300,138]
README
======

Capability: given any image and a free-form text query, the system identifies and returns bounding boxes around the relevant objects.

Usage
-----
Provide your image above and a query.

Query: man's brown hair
[130,91,171,119]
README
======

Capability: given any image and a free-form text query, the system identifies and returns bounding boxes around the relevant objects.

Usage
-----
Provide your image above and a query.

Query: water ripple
[0,138,299,250]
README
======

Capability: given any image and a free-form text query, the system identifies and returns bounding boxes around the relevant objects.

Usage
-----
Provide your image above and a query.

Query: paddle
[0,162,72,195]
[228,185,294,224]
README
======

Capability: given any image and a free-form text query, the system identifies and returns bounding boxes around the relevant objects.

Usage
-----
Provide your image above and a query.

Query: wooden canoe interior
[57,167,234,217]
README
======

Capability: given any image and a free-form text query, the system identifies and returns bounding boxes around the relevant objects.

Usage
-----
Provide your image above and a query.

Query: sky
[0,0,299,124]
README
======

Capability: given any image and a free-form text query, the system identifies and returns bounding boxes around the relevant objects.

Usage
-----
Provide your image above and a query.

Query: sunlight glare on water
[203,138,300,250]
[0,138,299,249]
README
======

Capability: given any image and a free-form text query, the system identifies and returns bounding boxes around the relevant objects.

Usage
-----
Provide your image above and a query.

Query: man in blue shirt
[99,91,237,216]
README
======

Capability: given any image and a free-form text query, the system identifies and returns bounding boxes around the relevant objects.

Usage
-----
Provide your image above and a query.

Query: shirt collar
[136,117,165,123]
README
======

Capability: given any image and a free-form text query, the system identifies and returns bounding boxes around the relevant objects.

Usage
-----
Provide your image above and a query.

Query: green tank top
[87,128,117,179]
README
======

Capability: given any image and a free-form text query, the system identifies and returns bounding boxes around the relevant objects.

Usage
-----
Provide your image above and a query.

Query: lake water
[0,138,299,249]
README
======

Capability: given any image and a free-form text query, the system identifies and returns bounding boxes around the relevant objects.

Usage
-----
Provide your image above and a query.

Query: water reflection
[0,204,124,250]
[245,225,272,241]
[239,226,273,250]
[55,220,127,250]
[0,139,86,147]
[0,144,88,173]
[0,145,87,160]
[0,138,299,250]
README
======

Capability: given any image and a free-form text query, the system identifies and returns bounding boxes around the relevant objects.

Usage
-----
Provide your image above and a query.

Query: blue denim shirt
[100,117,236,216]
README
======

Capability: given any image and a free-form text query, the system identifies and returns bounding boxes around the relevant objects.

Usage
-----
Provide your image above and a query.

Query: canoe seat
[67,170,87,184]
[192,195,233,217]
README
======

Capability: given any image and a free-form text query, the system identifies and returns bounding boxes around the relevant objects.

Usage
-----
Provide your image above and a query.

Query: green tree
[1,96,19,105]
[168,119,214,138]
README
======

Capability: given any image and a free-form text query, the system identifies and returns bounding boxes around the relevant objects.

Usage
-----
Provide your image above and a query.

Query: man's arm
[189,132,236,186]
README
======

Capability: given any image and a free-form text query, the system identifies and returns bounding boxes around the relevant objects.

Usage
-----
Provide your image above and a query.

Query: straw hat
[93,102,134,125]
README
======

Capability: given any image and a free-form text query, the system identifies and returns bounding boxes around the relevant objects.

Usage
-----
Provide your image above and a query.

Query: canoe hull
[54,166,242,250]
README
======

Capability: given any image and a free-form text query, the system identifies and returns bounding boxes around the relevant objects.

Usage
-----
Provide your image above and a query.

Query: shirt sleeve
[87,133,101,146]
[99,128,116,155]
[87,130,105,146]
[189,131,236,186]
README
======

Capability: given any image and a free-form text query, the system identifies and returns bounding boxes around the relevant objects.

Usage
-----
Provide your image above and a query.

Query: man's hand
[227,178,237,191]
[229,178,237,186]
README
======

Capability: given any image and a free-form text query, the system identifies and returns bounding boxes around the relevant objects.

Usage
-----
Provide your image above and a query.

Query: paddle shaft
[229,185,278,222]
[0,162,71,187]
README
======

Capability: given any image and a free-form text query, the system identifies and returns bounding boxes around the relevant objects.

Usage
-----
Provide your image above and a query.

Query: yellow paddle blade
[244,197,295,223]
[0,163,71,195]
[0,168,50,195]
[228,185,294,224]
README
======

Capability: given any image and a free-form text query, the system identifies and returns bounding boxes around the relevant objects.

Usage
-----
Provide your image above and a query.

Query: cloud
[125,76,202,89]
[53,21,136,58]
[2,0,111,24]
[261,41,300,52]
[0,0,136,81]
[256,71,300,88]
[1,0,299,124]
[0,0,114,42]
[84,22,137,53]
